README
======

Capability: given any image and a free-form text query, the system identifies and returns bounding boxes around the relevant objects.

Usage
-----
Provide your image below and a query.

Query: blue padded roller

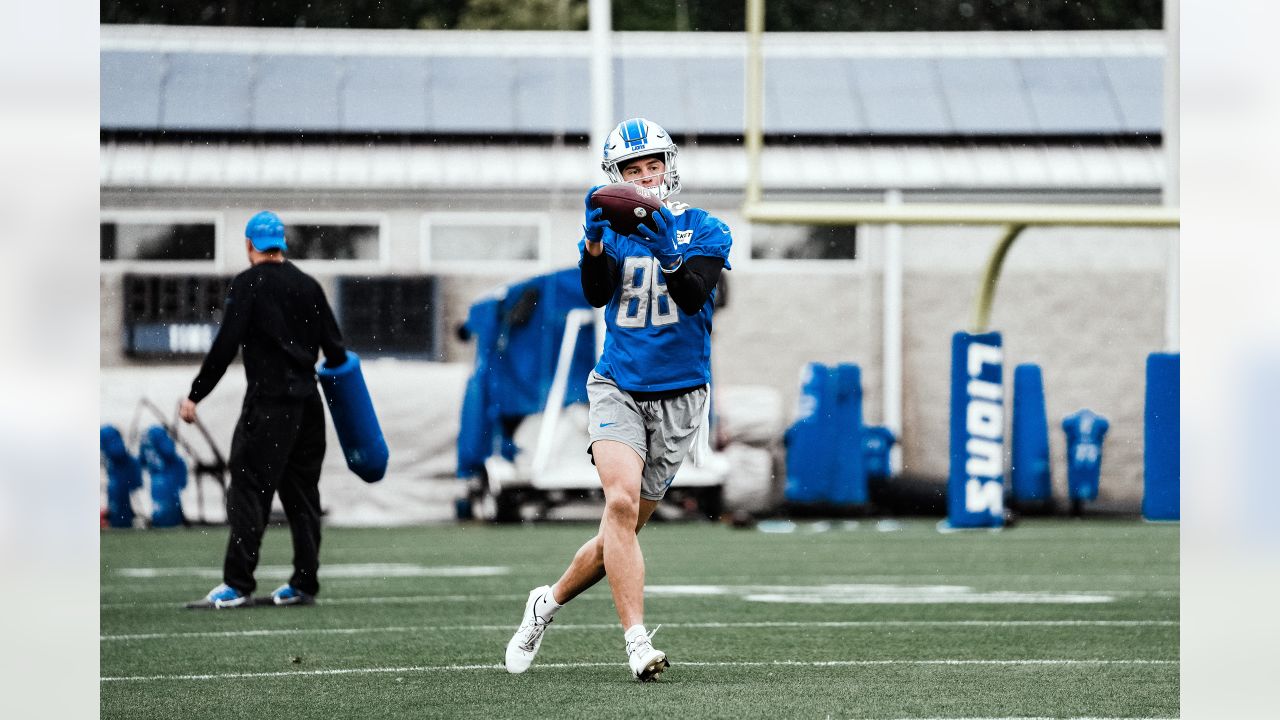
[317,352,389,483]
[1010,363,1052,504]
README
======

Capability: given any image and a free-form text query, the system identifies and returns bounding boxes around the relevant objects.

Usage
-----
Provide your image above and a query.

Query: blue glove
[633,205,683,271]
[583,185,608,242]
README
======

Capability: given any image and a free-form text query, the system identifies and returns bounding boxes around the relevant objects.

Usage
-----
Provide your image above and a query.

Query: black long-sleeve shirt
[188,261,347,403]
[580,251,724,314]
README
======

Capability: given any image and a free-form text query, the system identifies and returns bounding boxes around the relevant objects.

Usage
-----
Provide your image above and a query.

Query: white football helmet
[600,118,682,199]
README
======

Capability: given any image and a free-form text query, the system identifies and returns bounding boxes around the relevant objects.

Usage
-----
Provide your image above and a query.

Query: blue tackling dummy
[317,352,389,483]
[100,424,143,528]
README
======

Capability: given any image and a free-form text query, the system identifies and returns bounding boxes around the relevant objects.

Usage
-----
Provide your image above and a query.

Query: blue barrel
[947,331,1005,529]
[139,425,187,528]
[1143,352,1179,520]
[1010,364,1052,504]
[318,352,389,483]
[100,425,143,528]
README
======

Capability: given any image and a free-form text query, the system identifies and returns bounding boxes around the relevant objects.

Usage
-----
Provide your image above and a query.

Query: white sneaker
[505,586,554,673]
[626,627,669,682]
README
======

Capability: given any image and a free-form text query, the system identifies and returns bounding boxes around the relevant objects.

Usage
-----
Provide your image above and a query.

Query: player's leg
[549,497,658,605]
[196,398,296,607]
[504,494,657,674]
[621,388,710,678]
[505,372,649,673]
[593,439,648,629]
[273,393,325,605]
[592,438,671,681]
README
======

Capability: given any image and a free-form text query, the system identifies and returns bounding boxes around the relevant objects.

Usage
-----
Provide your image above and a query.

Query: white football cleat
[505,586,554,674]
[626,626,669,682]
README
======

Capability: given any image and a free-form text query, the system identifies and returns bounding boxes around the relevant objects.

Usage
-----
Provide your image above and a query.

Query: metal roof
[100,27,1164,137]
[99,140,1165,193]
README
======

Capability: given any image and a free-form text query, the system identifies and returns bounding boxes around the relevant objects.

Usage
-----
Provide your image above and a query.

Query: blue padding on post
[1010,363,1051,502]
[318,352,389,483]
[1143,352,1179,520]
[947,331,1005,529]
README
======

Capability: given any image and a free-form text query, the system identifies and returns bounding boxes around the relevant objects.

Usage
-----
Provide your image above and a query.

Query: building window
[100,222,216,261]
[750,224,858,260]
[285,223,381,261]
[423,214,548,264]
[121,274,230,358]
[337,276,440,359]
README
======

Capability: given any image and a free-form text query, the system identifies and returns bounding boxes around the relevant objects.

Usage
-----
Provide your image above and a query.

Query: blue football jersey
[578,200,733,392]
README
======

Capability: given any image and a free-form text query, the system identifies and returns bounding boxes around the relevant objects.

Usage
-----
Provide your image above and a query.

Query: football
[589,183,663,237]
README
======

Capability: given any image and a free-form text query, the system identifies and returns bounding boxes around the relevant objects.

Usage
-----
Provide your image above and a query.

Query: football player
[504,118,732,681]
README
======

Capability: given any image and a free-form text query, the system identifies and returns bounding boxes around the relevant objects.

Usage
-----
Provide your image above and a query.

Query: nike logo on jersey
[600,422,616,427]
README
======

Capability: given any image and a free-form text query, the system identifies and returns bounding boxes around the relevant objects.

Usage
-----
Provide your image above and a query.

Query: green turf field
[101,518,1178,719]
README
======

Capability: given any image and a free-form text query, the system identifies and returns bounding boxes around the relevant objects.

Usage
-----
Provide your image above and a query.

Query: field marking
[644,584,1118,604]
[100,658,1178,683]
[101,619,1178,642]
[100,588,1176,611]
[100,594,535,610]
[655,574,1179,583]
[114,564,509,579]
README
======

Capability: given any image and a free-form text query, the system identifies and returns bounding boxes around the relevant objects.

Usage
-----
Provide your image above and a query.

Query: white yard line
[100,658,1178,683]
[100,593,539,609]
[101,589,1176,610]
[111,564,509,579]
[101,619,1178,642]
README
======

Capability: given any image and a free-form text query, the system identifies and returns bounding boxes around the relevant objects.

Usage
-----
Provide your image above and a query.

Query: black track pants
[222,391,326,596]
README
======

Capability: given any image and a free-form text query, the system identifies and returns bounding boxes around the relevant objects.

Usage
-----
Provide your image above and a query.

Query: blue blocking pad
[318,352,389,483]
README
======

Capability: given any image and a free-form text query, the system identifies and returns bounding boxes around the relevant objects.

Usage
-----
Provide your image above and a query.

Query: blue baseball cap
[245,210,287,252]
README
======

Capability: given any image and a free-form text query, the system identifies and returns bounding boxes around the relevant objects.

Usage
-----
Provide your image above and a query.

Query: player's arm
[579,184,618,306]
[187,273,254,405]
[662,255,724,315]
[648,211,730,314]
[580,247,618,307]
[316,284,349,369]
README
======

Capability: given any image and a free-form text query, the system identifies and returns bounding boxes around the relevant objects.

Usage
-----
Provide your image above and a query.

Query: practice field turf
[101,519,1178,719]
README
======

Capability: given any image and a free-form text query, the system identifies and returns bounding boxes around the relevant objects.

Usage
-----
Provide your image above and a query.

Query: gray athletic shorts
[586,371,709,501]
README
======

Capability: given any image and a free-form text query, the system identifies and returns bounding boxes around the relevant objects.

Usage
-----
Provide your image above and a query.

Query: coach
[180,210,348,609]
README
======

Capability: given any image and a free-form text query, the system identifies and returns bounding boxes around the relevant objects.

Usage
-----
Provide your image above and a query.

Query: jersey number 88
[617,256,679,329]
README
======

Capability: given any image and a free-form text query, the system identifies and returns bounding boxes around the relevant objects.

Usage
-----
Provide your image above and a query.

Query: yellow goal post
[740,201,1181,332]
